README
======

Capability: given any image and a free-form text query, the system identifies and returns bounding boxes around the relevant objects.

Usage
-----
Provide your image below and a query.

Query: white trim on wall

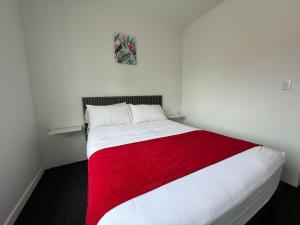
[3,167,44,225]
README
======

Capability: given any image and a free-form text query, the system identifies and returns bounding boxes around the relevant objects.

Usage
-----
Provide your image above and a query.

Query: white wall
[19,0,183,168]
[182,0,300,187]
[0,0,42,224]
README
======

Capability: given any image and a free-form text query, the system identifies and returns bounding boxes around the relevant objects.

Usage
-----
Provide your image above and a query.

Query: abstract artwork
[114,33,137,65]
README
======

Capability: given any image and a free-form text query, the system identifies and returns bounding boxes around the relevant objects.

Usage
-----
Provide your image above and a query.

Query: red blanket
[86,130,258,225]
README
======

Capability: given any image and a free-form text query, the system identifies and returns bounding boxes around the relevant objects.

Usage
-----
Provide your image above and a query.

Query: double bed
[83,96,285,225]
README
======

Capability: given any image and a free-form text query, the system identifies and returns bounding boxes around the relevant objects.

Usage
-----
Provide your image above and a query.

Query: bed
[83,96,286,225]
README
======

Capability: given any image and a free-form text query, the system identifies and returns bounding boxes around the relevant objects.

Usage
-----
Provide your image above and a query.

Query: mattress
[87,120,286,225]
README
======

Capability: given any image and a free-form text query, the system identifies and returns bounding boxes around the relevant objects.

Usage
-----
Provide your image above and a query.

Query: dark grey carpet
[14,161,300,225]
[15,161,87,225]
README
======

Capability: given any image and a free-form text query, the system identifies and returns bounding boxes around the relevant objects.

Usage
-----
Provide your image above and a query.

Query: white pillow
[85,102,126,124]
[130,104,167,123]
[86,103,132,129]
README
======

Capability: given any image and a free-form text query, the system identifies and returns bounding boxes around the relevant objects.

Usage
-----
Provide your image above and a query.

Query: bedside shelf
[167,114,185,119]
[48,125,83,135]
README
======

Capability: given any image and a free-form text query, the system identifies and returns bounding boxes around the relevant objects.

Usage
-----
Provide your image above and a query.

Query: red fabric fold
[86,130,258,225]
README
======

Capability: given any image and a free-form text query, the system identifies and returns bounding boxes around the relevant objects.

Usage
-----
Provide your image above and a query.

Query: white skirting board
[3,167,44,225]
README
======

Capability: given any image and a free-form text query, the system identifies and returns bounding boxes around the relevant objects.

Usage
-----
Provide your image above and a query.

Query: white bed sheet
[87,120,286,225]
[87,120,196,158]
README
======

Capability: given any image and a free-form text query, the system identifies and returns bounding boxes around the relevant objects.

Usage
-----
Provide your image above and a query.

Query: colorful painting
[114,33,137,65]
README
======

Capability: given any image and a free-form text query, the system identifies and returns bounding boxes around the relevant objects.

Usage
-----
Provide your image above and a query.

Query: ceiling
[107,0,226,28]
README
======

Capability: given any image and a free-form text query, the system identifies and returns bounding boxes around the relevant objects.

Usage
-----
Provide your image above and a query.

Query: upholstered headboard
[82,95,162,138]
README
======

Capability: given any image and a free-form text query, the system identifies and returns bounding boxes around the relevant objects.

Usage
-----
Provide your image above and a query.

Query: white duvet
[87,120,286,225]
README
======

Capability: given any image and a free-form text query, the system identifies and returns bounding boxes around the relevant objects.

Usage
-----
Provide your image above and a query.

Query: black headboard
[82,95,162,138]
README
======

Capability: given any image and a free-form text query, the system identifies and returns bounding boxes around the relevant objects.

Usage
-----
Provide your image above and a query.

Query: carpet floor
[15,161,300,225]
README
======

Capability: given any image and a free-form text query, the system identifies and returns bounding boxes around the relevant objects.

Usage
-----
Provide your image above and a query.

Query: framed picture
[114,33,137,65]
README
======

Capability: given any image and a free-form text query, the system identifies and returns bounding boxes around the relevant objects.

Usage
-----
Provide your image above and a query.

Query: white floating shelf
[167,114,185,119]
[48,125,83,135]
